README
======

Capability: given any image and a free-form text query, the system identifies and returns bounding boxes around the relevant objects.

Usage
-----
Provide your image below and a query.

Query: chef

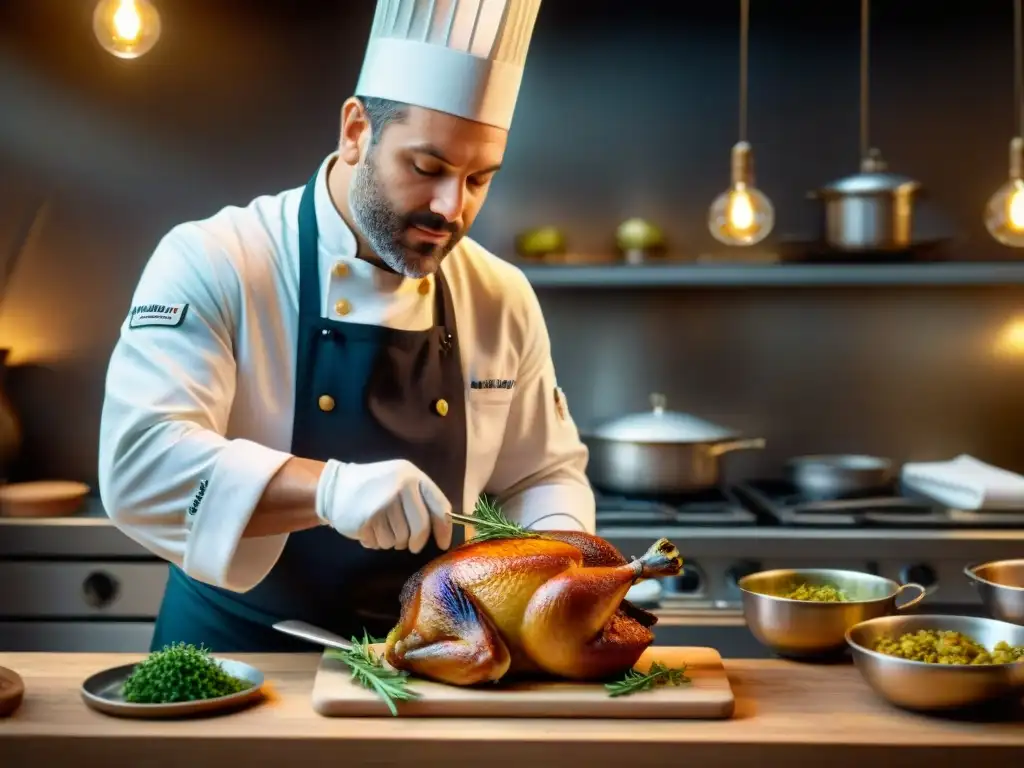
[97,0,595,653]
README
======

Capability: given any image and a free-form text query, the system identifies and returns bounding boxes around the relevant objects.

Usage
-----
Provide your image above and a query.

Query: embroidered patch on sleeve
[184,479,209,530]
[553,386,568,421]
[129,303,189,329]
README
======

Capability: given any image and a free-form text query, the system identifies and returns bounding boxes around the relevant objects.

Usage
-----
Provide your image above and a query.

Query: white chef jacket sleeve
[484,276,596,534]
[98,224,294,592]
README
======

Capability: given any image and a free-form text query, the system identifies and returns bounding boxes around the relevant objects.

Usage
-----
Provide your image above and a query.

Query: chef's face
[341,100,507,278]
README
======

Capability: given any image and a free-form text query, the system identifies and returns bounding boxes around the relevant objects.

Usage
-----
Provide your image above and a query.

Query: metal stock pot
[807,149,923,252]
[580,393,766,495]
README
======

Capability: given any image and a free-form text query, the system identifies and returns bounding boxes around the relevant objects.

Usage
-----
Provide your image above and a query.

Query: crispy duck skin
[383,530,683,686]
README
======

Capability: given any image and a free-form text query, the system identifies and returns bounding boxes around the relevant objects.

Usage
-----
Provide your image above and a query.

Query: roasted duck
[383,530,683,686]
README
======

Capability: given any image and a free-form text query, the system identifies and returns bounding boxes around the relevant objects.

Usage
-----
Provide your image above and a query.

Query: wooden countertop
[2,653,1023,767]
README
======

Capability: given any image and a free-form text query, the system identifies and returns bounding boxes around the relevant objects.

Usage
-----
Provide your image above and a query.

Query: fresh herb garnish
[604,661,690,698]
[121,642,249,704]
[325,630,420,716]
[448,495,540,542]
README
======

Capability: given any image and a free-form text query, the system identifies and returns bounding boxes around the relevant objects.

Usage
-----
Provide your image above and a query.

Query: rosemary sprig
[604,661,690,698]
[448,495,540,542]
[325,630,420,716]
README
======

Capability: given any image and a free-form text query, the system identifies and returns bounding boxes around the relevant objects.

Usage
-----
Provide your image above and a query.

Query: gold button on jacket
[334,299,351,316]
[318,395,335,412]
[434,398,449,417]
[332,262,350,278]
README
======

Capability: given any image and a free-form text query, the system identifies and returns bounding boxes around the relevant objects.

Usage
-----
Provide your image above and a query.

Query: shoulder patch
[129,303,189,329]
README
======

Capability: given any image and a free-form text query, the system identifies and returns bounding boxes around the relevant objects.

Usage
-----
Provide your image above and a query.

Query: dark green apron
[149,170,468,652]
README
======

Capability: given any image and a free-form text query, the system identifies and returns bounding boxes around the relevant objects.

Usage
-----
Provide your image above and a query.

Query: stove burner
[594,486,758,527]
[736,479,1024,529]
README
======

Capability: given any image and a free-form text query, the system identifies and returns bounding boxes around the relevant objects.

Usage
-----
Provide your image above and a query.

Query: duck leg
[384,572,511,686]
[520,538,682,680]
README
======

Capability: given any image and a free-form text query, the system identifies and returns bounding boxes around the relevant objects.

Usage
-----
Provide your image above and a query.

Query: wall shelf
[512,261,1024,288]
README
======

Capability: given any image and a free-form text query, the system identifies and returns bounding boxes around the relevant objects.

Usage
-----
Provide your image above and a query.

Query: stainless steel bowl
[846,613,1024,711]
[965,559,1024,626]
[738,568,926,658]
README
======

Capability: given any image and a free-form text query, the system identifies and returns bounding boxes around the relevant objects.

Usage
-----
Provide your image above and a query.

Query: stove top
[735,479,1024,528]
[594,487,758,527]
[592,480,1024,530]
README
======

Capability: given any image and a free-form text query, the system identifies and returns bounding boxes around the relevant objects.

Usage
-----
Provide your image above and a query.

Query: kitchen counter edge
[2,652,1022,767]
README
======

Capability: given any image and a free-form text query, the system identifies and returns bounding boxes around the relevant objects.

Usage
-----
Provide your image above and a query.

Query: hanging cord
[1015,0,1023,137]
[859,0,870,160]
[738,0,749,142]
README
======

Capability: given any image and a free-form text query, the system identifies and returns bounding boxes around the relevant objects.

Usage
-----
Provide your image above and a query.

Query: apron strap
[295,170,322,400]
[433,268,455,355]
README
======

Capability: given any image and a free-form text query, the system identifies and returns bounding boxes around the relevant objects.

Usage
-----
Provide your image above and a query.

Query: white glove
[315,458,453,553]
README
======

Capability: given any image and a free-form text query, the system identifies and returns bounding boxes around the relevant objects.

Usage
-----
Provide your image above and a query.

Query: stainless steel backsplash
[537,286,1024,481]
[0,0,1022,486]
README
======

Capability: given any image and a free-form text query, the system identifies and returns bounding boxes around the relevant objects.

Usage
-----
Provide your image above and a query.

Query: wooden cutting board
[312,645,734,719]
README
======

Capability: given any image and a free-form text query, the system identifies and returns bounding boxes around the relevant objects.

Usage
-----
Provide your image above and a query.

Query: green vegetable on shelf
[515,226,567,257]
[615,217,666,252]
[121,642,250,704]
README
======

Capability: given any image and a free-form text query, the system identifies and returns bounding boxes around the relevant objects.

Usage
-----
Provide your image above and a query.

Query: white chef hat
[355,0,542,131]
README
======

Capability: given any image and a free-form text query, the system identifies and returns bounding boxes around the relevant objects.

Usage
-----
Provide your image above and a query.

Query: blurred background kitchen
[2,0,1024,656]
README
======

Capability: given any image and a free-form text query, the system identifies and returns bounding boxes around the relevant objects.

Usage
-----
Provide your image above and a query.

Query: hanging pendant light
[811,0,922,253]
[708,0,775,247]
[985,0,1024,247]
[93,0,161,60]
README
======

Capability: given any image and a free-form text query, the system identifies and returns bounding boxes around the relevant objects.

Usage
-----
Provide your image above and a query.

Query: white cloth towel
[900,454,1024,510]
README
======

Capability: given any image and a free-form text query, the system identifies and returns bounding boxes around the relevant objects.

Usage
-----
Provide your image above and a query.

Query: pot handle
[707,437,766,457]
[894,582,927,611]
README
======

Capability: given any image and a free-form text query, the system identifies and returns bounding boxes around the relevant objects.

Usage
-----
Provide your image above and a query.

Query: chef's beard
[348,151,461,278]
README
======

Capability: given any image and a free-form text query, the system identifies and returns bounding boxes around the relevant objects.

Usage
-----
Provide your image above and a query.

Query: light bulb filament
[1008,187,1024,231]
[112,0,142,42]
[727,188,755,233]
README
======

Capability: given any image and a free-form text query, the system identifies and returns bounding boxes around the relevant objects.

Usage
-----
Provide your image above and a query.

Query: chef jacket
[97,153,595,594]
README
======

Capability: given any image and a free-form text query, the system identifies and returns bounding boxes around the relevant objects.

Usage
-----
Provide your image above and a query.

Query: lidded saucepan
[580,393,766,495]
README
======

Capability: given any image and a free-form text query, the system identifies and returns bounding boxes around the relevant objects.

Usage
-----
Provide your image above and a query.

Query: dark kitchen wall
[0,0,1023,487]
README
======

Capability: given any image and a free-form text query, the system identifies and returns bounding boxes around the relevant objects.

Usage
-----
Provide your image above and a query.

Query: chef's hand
[314,458,453,553]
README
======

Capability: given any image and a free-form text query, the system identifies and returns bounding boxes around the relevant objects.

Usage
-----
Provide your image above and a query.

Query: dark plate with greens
[80,643,265,719]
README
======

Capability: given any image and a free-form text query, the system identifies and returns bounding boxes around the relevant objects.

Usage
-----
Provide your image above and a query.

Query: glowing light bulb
[986,180,1024,245]
[985,137,1024,247]
[93,0,161,60]
[994,317,1024,357]
[1010,187,1024,227]
[708,142,775,246]
[727,188,755,231]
